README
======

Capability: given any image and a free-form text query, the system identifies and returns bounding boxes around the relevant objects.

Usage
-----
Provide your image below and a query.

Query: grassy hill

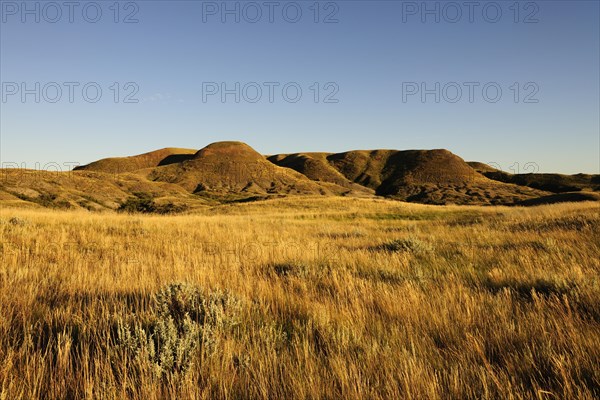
[1,141,598,210]
[269,149,550,205]
[145,142,361,199]
[468,162,600,193]
[75,148,197,174]
[0,168,207,211]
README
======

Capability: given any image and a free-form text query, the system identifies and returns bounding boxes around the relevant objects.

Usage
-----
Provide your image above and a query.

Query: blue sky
[1,0,598,174]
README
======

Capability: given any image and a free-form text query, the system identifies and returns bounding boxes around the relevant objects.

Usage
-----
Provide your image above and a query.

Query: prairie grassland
[0,197,599,399]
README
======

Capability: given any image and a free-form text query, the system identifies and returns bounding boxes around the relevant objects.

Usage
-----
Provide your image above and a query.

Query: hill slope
[0,169,205,211]
[467,162,600,193]
[269,149,549,205]
[75,148,197,174]
[2,141,597,210]
[145,142,362,198]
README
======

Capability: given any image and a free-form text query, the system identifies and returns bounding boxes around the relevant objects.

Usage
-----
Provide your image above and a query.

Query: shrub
[154,283,242,331]
[116,283,241,379]
[118,193,156,213]
[272,262,310,278]
[11,192,71,209]
[154,202,189,214]
[8,216,27,226]
[118,193,188,214]
[33,193,57,207]
[376,237,433,253]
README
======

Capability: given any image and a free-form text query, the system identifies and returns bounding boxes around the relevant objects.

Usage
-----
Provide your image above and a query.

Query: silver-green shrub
[116,283,241,379]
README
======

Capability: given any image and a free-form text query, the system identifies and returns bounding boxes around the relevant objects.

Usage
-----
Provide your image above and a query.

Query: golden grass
[0,197,599,399]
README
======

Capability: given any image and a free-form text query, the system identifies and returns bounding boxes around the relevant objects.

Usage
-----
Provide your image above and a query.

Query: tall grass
[0,197,599,399]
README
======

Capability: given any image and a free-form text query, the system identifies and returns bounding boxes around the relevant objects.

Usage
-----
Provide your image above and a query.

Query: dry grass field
[0,197,599,399]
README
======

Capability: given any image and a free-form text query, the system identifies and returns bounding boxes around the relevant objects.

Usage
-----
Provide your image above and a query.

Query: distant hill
[516,191,600,206]
[269,149,549,205]
[0,168,206,211]
[1,141,598,211]
[74,148,197,174]
[143,141,363,197]
[467,162,600,193]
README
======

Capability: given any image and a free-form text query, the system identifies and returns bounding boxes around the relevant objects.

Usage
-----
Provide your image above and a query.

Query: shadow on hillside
[158,154,196,166]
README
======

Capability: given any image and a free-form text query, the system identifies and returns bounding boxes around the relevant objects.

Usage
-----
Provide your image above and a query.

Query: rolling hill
[142,141,363,197]
[1,141,598,211]
[73,147,197,174]
[468,162,600,193]
[268,149,551,205]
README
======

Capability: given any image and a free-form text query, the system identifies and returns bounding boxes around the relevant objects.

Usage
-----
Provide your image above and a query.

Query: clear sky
[1,0,598,174]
